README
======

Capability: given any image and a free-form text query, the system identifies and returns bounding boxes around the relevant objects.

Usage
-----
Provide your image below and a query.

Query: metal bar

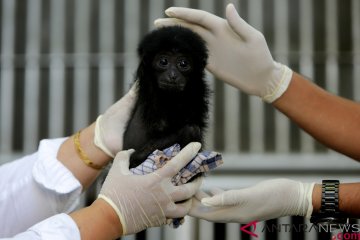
[199,0,216,151]
[215,152,359,171]
[23,0,41,152]
[174,0,190,7]
[199,219,214,240]
[123,0,140,90]
[325,0,339,95]
[73,0,91,131]
[226,223,240,240]
[146,227,161,240]
[299,0,315,153]
[352,0,360,102]
[224,0,241,152]
[274,0,290,153]
[0,0,15,152]
[248,0,264,153]
[224,84,240,152]
[148,0,165,31]
[98,0,115,113]
[278,216,292,240]
[48,0,66,138]
[175,216,196,240]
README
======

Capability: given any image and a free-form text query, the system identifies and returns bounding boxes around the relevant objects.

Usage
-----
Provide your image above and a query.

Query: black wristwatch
[310,180,348,225]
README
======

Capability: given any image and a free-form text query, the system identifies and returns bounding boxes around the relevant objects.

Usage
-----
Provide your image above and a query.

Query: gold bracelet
[73,130,104,170]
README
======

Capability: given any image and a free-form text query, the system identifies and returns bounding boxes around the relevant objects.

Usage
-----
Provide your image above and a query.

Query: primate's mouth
[158,82,186,91]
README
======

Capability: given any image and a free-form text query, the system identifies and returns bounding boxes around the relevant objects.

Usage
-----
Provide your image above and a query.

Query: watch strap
[320,180,339,214]
[310,180,347,224]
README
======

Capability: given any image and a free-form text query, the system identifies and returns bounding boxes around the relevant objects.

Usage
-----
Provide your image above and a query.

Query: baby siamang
[123,26,209,168]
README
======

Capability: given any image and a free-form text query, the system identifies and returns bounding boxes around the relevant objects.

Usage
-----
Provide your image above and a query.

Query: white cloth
[2,214,80,240]
[0,138,82,238]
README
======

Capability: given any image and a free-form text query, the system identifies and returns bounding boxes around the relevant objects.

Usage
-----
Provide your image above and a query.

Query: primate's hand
[94,83,138,157]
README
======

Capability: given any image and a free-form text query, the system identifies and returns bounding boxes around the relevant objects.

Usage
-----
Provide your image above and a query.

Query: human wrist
[312,182,360,221]
[94,115,116,158]
[262,62,293,103]
[311,184,322,213]
[57,123,112,189]
[69,199,123,239]
[92,199,123,237]
[338,183,360,217]
[78,122,112,168]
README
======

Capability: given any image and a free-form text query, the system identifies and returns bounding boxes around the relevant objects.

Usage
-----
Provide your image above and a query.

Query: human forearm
[273,73,360,161]
[57,85,138,189]
[57,123,111,189]
[69,199,122,240]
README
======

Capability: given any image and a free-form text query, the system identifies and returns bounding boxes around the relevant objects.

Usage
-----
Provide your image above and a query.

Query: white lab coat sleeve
[0,138,82,238]
[1,214,80,240]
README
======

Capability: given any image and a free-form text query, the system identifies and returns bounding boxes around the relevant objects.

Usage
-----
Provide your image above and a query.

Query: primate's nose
[169,69,178,80]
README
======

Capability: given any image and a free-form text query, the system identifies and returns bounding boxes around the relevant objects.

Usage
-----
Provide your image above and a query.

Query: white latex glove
[94,83,137,157]
[190,179,315,223]
[154,4,293,103]
[98,142,203,235]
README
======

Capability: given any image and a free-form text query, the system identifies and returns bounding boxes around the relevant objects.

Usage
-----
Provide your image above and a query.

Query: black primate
[123,26,209,168]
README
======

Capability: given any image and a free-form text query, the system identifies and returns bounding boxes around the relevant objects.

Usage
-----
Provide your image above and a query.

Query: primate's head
[136,26,208,93]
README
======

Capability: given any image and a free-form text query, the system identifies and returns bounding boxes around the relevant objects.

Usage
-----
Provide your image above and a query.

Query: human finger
[113,149,135,175]
[195,190,211,200]
[209,187,225,196]
[154,18,210,39]
[225,3,259,40]
[170,177,203,202]
[165,7,223,31]
[155,142,201,177]
[202,189,242,207]
[166,198,193,218]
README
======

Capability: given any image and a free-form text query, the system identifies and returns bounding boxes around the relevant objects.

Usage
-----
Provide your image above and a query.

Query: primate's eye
[177,58,191,71]
[158,57,168,67]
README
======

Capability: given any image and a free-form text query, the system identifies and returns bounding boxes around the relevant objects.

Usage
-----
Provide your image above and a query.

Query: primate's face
[152,52,193,92]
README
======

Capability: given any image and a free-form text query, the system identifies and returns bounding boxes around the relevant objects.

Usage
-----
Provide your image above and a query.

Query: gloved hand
[190,179,315,223]
[94,83,137,157]
[98,142,203,235]
[154,4,293,103]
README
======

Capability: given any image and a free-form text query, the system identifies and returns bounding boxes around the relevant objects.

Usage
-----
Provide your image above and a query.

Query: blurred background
[0,0,359,239]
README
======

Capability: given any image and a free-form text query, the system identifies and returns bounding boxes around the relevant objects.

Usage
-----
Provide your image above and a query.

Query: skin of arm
[69,199,123,240]
[57,122,112,189]
[57,124,123,238]
[274,73,360,217]
[273,72,360,161]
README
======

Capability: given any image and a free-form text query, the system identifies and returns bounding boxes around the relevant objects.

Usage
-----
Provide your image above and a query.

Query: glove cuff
[305,182,316,218]
[94,115,115,158]
[262,62,293,103]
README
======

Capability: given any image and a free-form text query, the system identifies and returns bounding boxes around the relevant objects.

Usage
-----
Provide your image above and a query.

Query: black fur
[123,26,209,168]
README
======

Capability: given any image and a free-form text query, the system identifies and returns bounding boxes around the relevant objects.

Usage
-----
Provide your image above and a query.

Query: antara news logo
[240,221,360,239]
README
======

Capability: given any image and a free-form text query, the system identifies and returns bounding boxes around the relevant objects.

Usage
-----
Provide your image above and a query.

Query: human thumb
[201,193,224,207]
[113,149,135,175]
[202,189,244,207]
